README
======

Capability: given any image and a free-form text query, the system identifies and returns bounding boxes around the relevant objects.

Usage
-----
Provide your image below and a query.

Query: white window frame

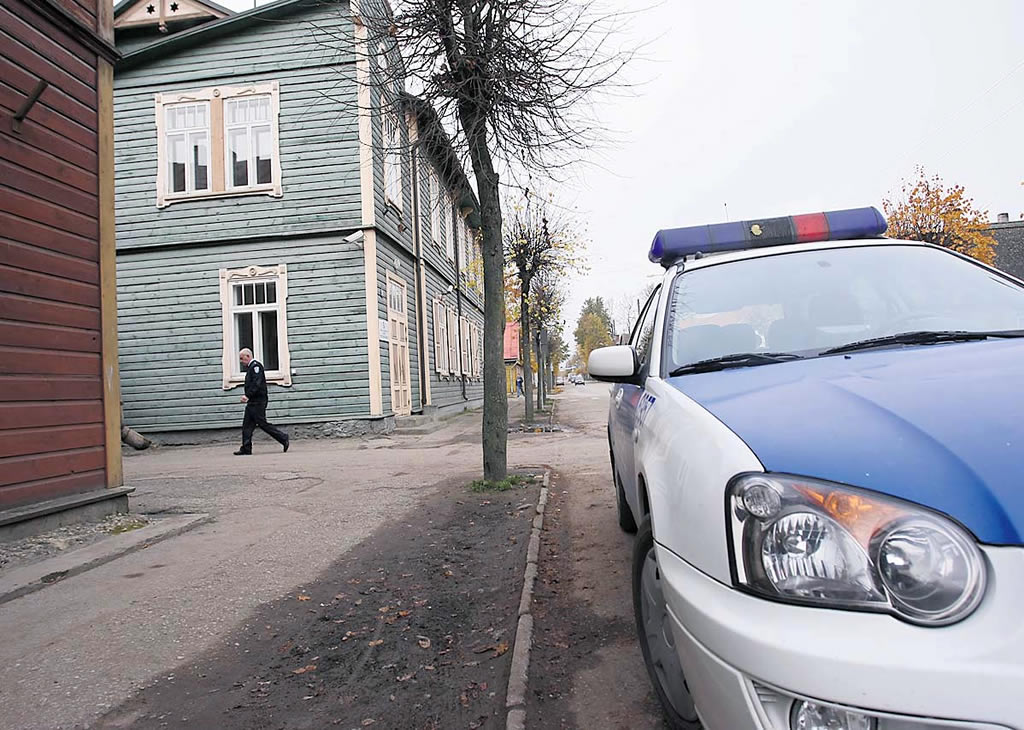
[161,101,211,198]
[224,94,275,193]
[447,307,460,377]
[219,263,292,389]
[474,322,482,379]
[429,168,441,247]
[433,299,449,375]
[382,111,403,210]
[155,82,283,208]
[459,315,470,376]
[445,192,456,261]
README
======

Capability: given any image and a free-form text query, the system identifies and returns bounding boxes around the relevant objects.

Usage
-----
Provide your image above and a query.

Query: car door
[611,286,662,512]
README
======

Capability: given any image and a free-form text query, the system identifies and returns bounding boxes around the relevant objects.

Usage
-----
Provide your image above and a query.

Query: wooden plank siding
[113,3,363,251]
[410,141,485,409]
[116,235,371,431]
[1,0,108,508]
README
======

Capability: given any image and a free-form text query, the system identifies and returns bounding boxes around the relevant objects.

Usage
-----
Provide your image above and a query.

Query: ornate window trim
[219,263,292,389]
[155,82,283,208]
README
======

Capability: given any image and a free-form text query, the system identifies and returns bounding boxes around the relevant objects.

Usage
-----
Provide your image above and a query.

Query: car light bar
[649,206,887,266]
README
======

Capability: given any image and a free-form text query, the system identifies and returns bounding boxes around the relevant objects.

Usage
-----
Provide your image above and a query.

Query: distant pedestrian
[234,348,289,456]
[516,374,524,398]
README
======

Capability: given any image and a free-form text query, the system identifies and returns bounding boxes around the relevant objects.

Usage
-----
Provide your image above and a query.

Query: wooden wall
[0,0,108,507]
[113,2,362,251]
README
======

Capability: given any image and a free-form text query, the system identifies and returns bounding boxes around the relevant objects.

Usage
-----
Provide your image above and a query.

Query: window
[664,244,1024,372]
[429,168,441,246]
[433,299,449,375]
[632,286,661,367]
[225,95,274,190]
[164,102,209,195]
[459,316,470,376]
[220,264,291,389]
[383,112,403,208]
[445,193,456,261]
[155,82,282,207]
[448,308,460,375]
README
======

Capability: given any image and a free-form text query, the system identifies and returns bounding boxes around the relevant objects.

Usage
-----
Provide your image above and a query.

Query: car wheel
[616,472,638,534]
[633,519,702,730]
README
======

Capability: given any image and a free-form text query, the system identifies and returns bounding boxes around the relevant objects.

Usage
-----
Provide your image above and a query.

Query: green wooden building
[112,0,485,440]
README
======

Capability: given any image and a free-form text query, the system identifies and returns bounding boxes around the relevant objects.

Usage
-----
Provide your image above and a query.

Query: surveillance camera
[344,230,365,244]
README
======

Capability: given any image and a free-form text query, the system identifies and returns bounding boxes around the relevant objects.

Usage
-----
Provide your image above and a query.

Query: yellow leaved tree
[883,167,997,264]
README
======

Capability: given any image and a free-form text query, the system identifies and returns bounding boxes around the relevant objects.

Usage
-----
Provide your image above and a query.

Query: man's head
[239,348,254,367]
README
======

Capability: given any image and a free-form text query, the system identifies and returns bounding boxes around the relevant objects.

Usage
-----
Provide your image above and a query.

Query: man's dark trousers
[240,398,288,453]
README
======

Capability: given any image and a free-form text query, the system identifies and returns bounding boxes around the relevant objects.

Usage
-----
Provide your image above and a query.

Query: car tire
[633,518,703,730]
[616,472,638,534]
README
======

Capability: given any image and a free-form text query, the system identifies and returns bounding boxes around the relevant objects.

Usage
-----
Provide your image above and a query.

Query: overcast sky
[215,0,1024,338]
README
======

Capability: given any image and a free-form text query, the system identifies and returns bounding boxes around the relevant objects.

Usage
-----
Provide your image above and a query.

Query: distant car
[572,374,585,385]
[556,375,566,386]
[589,206,1024,730]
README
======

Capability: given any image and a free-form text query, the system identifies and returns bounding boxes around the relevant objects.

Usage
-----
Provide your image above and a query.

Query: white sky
[212,0,1024,338]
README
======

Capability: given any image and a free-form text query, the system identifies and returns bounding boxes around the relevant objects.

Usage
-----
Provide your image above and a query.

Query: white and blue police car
[588,207,1024,730]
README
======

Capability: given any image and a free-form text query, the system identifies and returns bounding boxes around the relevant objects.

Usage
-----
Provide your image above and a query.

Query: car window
[666,244,1024,370]
[632,286,661,367]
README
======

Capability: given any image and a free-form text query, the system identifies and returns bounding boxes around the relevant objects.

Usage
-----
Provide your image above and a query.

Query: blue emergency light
[649,206,887,266]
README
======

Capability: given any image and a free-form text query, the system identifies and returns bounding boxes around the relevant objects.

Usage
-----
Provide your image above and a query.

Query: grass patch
[469,473,538,493]
[105,517,149,535]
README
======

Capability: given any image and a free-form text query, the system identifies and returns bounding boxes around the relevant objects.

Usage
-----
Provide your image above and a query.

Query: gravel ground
[0,514,150,573]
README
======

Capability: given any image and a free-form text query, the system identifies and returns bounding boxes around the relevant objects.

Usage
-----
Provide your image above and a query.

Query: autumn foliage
[883,167,997,264]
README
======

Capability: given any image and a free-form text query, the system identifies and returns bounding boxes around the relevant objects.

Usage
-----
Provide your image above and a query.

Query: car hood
[666,339,1024,545]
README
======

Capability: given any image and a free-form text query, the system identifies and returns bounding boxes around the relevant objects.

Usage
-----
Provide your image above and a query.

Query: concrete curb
[506,469,550,729]
[0,513,212,606]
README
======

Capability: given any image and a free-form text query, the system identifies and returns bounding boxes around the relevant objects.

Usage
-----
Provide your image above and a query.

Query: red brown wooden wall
[1,0,107,508]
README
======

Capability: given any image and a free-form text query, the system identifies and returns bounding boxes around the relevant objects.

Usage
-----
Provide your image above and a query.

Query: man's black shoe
[234,449,251,456]
[282,438,290,453]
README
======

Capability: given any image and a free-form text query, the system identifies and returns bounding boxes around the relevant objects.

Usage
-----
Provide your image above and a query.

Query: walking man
[234,348,289,455]
[516,374,524,398]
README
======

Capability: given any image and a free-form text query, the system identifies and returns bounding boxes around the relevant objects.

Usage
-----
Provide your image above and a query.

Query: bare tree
[352,0,633,480]
[529,267,566,411]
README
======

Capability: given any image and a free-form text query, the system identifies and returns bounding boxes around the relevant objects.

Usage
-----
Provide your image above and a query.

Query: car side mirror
[588,345,640,383]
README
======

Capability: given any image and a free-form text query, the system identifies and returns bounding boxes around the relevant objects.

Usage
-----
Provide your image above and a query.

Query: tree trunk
[520,283,533,423]
[536,330,543,412]
[461,106,507,481]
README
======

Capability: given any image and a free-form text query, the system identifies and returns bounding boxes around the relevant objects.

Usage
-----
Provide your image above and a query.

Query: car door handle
[614,390,624,408]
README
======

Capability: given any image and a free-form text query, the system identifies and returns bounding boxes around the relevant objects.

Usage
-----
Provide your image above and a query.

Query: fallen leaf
[397,672,415,682]
[417,636,431,649]
[378,606,391,613]
[397,610,411,617]
[493,642,509,657]
[334,593,346,600]
[298,595,311,602]
[368,639,384,647]
[361,719,376,726]
[292,664,317,675]
[472,644,493,655]
[423,665,435,671]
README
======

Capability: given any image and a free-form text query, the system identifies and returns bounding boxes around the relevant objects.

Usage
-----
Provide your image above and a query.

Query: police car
[587,207,1024,730]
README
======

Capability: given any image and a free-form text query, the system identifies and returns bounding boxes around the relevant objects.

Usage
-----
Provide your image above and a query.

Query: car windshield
[665,244,1024,371]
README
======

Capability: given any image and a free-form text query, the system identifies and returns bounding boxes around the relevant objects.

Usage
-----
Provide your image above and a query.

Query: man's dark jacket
[244,360,269,403]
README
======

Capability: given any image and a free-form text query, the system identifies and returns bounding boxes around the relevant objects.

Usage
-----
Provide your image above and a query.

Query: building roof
[117,0,317,70]
[990,219,1024,281]
[401,92,480,226]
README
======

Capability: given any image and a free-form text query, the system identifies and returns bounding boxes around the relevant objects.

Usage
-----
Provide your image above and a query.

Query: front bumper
[656,543,1024,730]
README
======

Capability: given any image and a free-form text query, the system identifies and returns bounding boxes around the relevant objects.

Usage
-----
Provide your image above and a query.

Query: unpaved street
[0,386,664,730]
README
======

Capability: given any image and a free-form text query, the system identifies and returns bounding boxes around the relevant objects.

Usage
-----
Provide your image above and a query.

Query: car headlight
[727,474,987,626]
